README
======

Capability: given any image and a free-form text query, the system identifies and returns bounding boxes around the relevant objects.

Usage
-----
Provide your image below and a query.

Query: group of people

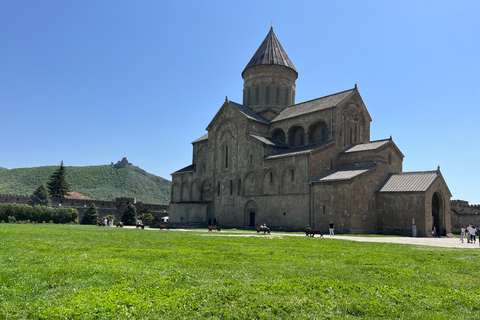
[460,225,479,245]
[99,217,114,226]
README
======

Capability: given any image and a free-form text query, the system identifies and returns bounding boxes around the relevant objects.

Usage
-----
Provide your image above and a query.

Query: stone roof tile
[192,133,208,144]
[172,164,196,175]
[249,133,288,148]
[243,27,296,73]
[229,101,270,124]
[341,139,391,153]
[310,167,375,183]
[265,141,333,160]
[272,88,355,122]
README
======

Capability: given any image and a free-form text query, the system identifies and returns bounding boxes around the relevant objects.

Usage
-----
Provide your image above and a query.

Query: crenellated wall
[0,194,169,224]
[451,199,480,233]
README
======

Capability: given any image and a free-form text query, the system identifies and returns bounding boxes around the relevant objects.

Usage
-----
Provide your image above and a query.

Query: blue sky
[1,1,479,204]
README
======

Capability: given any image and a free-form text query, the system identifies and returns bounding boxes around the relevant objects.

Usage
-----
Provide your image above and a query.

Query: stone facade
[450,200,480,233]
[169,27,452,236]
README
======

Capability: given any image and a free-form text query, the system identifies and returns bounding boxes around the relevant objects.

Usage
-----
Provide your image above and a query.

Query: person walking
[471,225,477,244]
[460,227,466,243]
[329,221,335,237]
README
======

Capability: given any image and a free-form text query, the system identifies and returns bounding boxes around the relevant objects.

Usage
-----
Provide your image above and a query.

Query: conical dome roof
[243,27,297,74]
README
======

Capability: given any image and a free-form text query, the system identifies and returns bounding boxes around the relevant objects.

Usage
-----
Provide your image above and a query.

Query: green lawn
[0,224,479,319]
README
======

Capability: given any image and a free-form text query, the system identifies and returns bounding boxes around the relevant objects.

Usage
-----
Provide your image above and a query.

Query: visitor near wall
[329,221,335,237]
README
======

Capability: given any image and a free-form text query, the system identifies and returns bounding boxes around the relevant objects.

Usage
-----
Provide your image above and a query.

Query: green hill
[0,161,171,204]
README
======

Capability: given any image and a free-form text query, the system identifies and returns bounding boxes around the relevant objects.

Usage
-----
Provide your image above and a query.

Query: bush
[0,204,78,224]
[138,212,155,226]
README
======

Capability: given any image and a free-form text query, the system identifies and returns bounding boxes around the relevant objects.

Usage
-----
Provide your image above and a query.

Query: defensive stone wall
[0,194,169,224]
[0,194,29,205]
[451,199,480,233]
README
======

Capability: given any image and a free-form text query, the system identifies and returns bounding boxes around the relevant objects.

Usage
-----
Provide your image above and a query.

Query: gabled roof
[172,164,196,175]
[229,101,270,124]
[265,140,333,160]
[243,27,297,74]
[341,138,405,159]
[272,88,355,122]
[206,100,269,131]
[309,166,376,183]
[192,133,208,144]
[249,133,288,148]
[377,171,439,192]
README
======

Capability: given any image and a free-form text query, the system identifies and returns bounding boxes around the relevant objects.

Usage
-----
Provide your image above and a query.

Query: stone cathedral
[169,27,451,236]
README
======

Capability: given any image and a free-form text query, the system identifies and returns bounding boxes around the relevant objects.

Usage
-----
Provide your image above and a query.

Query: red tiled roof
[64,192,94,200]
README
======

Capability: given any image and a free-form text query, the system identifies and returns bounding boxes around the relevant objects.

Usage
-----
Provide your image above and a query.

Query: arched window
[225,146,229,168]
[288,126,305,146]
[308,121,328,144]
[272,129,286,144]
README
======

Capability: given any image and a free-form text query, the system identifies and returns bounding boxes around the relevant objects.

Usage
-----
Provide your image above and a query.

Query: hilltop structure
[169,27,451,236]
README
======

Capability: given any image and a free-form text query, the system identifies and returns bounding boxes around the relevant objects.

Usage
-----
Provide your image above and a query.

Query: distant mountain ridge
[0,158,171,204]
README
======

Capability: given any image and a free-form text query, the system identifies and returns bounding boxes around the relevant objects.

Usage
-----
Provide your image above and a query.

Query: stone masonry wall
[451,200,480,233]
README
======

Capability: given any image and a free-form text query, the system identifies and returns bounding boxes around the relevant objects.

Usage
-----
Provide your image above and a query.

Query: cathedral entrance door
[249,212,256,227]
[432,193,441,235]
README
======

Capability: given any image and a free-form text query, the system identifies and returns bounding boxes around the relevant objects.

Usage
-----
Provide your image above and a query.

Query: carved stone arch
[281,166,297,194]
[271,128,286,144]
[201,178,213,201]
[244,200,258,227]
[308,120,329,143]
[431,190,448,236]
[244,171,260,196]
[215,119,238,142]
[342,104,362,146]
[191,179,201,201]
[287,125,305,146]
[216,120,238,171]
[171,182,181,202]
[262,168,278,195]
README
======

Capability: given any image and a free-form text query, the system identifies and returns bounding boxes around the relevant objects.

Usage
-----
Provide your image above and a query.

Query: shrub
[0,203,78,224]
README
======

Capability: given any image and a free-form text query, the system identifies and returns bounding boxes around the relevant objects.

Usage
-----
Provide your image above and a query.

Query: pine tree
[81,203,99,225]
[47,161,70,198]
[121,204,137,225]
[28,184,51,206]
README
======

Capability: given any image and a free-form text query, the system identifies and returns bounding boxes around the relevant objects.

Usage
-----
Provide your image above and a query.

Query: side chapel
[169,27,451,236]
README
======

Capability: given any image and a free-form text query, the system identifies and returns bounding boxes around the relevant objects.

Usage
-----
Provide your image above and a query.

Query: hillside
[0,160,171,204]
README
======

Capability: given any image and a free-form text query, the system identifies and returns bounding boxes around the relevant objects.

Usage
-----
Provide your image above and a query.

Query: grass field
[1,224,479,319]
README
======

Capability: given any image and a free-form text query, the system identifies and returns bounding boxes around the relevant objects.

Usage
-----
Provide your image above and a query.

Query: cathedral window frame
[225,145,229,168]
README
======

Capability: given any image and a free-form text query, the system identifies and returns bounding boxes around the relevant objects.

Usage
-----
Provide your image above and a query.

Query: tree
[138,212,154,226]
[81,203,99,225]
[47,161,70,198]
[121,204,137,226]
[29,184,51,206]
